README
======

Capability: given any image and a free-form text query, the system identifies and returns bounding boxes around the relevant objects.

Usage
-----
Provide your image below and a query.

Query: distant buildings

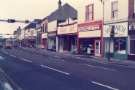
[14,0,135,61]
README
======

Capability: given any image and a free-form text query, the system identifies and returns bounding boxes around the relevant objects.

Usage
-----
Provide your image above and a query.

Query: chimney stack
[58,0,62,9]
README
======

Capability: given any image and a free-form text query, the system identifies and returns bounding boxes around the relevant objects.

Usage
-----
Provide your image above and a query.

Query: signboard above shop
[57,23,77,35]
[78,20,102,38]
[104,22,128,37]
[78,20,102,32]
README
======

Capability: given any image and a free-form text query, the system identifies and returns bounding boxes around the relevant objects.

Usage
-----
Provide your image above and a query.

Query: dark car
[0,68,22,90]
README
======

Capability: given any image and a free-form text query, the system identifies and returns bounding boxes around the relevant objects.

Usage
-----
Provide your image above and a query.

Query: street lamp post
[108,26,115,61]
[100,0,105,58]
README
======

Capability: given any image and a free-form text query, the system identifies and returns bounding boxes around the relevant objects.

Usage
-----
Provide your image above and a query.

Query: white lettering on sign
[79,25,100,32]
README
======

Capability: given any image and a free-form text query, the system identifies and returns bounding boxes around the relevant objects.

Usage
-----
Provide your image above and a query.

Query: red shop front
[77,20,103,57]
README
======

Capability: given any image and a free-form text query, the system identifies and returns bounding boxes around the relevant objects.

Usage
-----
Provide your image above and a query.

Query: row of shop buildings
[14,0,135,60]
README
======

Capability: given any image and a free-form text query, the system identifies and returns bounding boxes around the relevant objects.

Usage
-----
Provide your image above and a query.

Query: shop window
[42,24,45,32]
[114,38,126,54]
[130,40,135,54]
[111,1,118,19]
[85,4,94,21]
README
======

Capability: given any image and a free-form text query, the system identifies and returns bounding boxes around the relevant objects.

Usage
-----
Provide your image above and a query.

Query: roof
[47,3,77,22]
[24,19,42,29]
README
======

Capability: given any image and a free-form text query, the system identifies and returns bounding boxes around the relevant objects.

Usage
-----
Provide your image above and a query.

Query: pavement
[0,48,135,90]
[20,47,135,69]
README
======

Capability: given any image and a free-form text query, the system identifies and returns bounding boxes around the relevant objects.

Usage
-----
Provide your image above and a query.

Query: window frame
[111,1,118,19]
[85,4,94,21]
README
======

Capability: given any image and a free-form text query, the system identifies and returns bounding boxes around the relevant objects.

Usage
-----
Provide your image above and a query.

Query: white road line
[3,51,8,55]
[54,56,65,62]
[40,64,70,76]
[85,64,117,72]
[0,56,4,60]
[61,59,65,62]
[91,81,119,90]
[21,58,32,63]
[10,54,17,58]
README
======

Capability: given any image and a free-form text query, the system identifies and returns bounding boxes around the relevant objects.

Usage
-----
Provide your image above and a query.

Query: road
[0,48,135,90]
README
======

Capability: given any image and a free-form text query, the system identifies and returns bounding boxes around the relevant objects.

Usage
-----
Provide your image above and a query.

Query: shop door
[95,40,101,56]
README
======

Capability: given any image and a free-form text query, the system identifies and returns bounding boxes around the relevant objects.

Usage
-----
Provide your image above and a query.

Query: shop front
[78,20,103,57]
[47,31,56,51]
[57,23,77,53]
[104,22,128,60]
[41,33,48,49]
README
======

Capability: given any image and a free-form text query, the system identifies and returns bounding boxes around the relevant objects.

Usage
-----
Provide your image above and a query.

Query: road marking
[85,64,117,72]
[54,56,65,62]
[61,59,65,62]
[91,81,119,90]
[40,64,70,76]
[2,51,8,55]
[54,55,60,58]
[21,58,32,63]
[10,54,17,58]
[0,56,4,60]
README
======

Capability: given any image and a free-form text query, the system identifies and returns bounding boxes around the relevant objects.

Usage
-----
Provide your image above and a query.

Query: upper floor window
[42,24,45,32]
[41,26,43,32]
[85,4,94,21]
[134,0,135,13]
[44,24,48,32]
[42,23,48,33]
[111,1,118,19]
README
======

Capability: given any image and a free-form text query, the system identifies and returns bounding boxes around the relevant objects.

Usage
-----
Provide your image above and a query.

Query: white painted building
[103,0,129,60]
[77,0,103,56]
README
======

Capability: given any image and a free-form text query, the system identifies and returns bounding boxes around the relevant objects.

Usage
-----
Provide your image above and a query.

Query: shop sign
[104,23,128,37]
[78,20,102,32]
[42,33,47,38]
[79,30,101,38]
[78,25,101,32]
[48,32,56,37]
[57,24,77,35]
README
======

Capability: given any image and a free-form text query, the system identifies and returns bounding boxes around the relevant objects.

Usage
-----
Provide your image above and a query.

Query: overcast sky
[0,0,79,35]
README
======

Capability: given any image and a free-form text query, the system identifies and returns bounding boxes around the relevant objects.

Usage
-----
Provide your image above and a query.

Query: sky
[0,0,79,35]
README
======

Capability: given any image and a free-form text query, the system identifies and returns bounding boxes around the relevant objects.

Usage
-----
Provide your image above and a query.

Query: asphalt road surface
[0,48,135,90]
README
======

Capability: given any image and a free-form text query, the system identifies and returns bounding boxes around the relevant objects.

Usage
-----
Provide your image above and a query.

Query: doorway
[95,40,101,56]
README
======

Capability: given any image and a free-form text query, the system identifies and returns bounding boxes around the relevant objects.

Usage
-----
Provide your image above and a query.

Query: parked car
[0,68,22,90]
